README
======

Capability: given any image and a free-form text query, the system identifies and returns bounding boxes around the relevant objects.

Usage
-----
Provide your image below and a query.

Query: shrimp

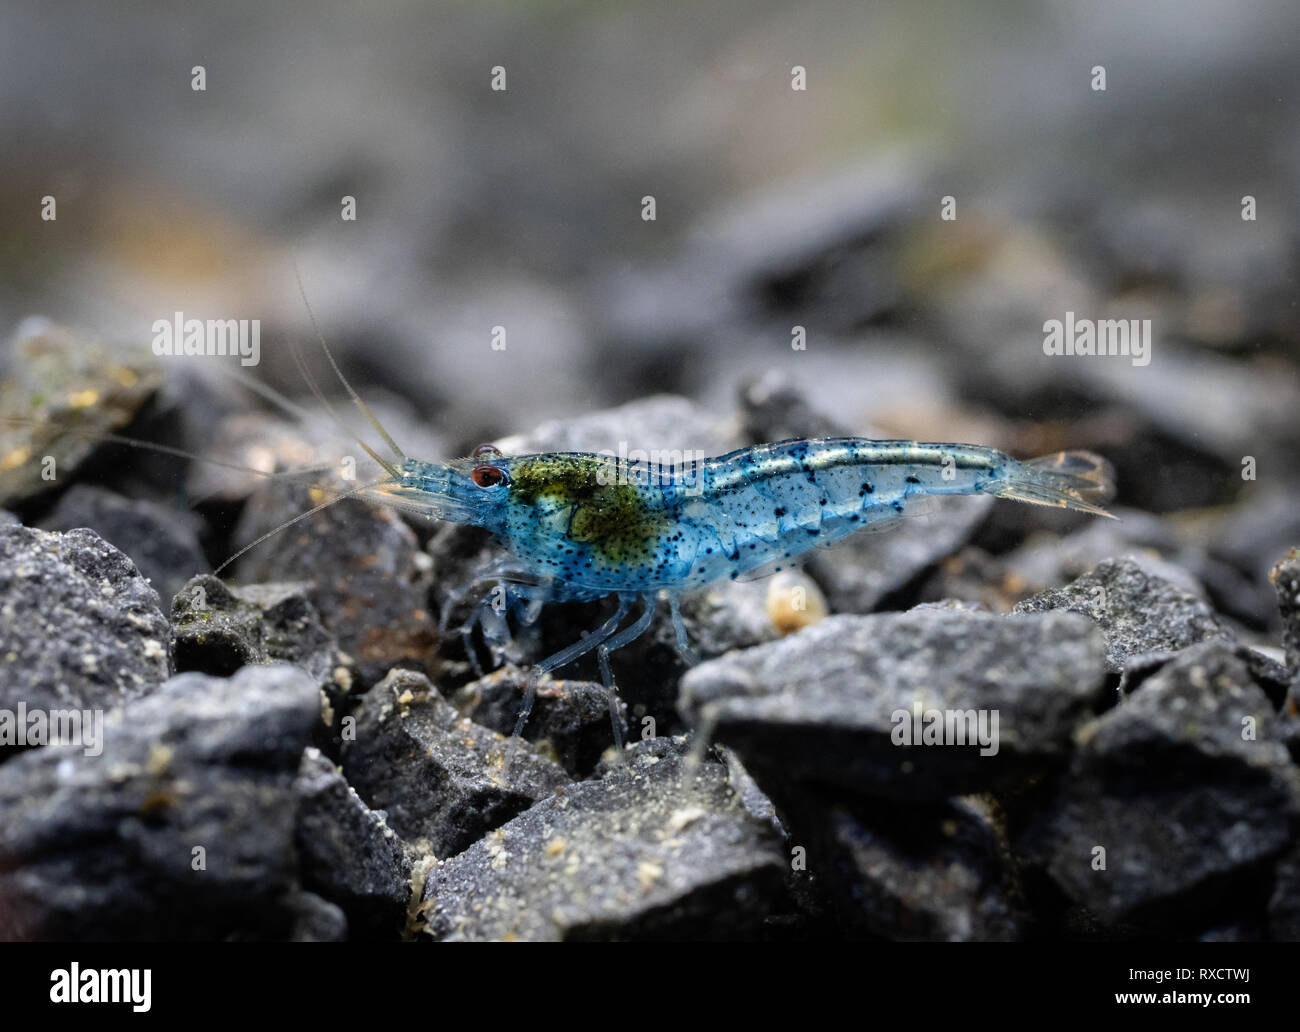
[365,435,1114,750]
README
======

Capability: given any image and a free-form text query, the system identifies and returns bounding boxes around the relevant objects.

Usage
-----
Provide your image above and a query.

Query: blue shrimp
[367,435,1114,750]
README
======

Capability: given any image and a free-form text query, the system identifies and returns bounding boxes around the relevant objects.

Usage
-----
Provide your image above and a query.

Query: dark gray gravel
[41,484,207,603]
[0,524,169,714]
[680,608,1108,799]
[451,667,626,778]
[793,792,1024,941]
[1042,642,1300,926]
[2,4,1298,943]
[170,574,338,687]
[0,664,319,940]
[341,669,570,857]
[294,747,413,939]
[1272,549,1300,677]
[234,482,438,688]
[1014,556,1234,672]
[419,736,789,941]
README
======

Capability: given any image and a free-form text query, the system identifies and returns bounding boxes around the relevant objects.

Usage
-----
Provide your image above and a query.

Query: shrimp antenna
[290,258,407,468]
[280,321,400,481]
[0,417,337,484]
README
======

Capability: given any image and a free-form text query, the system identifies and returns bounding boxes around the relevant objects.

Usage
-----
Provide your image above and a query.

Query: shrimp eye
[472,443,502,459]
[471,464,506,488]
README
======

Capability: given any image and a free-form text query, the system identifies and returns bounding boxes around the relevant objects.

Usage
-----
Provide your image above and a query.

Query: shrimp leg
[595,593,658,756]
[665,591,699,667]
[511,593,633,743]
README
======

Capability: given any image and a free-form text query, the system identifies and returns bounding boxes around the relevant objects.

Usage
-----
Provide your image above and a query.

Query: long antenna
[2,417,424,567]
[291,258,407,465]
[283,329,400,480]
[0,417,336,484]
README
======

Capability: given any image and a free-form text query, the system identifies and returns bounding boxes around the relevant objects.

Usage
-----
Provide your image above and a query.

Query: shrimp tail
[990,449,1116,517]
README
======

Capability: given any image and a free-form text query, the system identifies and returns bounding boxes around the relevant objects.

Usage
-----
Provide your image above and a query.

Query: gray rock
[1044,643,1300,926]
[0,525,169,715]
[1269,844,1300,941]
[1274,551,1300,761]
[794,792,1023,940]
[286,890,349,942]
[420,737,789,941]
[1271,549,1300,676]
[294,747,413,938]
[170,574,338,687]
[0,664,319,940]
[0,511,18,527]
[679,608,1108,799]
[1209,490,1300,626]
[451,668,625,777]
[1013,556,1233,672]
[40,484,208,603]
[736,369,855,444]
[234,481,438,687]
[492,393,740,460]
[0,320,163,508]
[1116,641,1292,706]
[341,669,570,857]
[715,744,780,828]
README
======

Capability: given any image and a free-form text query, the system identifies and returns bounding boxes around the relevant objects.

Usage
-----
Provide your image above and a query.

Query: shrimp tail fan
[991,450,1116,517]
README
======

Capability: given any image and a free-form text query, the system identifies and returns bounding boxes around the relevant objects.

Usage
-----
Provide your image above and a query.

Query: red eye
[472,443,502,459]
[471,464,505,488]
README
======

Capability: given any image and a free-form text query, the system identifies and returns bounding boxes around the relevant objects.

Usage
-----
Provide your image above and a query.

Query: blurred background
[1,0,1297,615]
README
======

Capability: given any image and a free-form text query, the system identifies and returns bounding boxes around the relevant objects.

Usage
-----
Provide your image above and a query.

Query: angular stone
[41,484,208,604]
[294,747,413,938]
[341,669,569,857]
[170,574,338,687]
[1013,556,1233,672]
[420,737,789,941]
[0,525,169,715]
[1270,548,1300,677]
[451,668,625,778]
[679,608,1108,799]
[234,481,438,687]
[1044,643,1300,926]
[0,320,162,508]
[0,665,319,940]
